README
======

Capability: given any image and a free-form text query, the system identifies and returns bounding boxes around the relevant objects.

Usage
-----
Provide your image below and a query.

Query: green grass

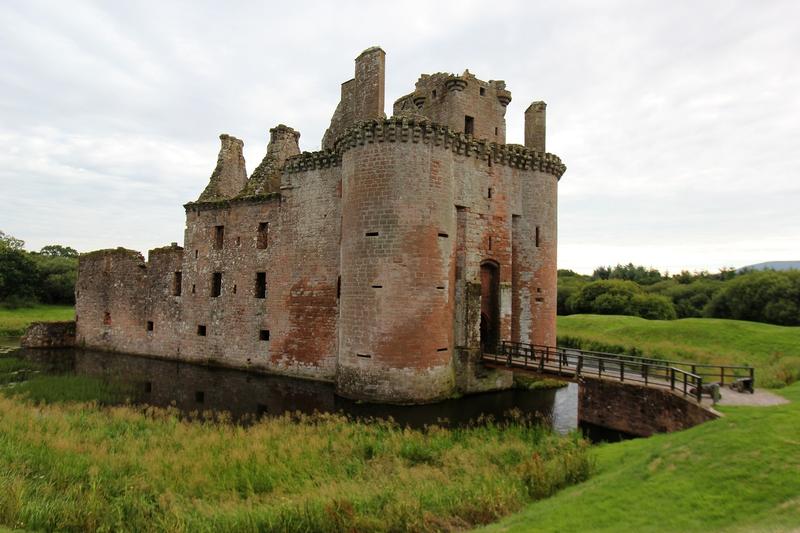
[0,305,74,336]
[557,314,800,387]
[0,359,593,532]
[482,382,800,533]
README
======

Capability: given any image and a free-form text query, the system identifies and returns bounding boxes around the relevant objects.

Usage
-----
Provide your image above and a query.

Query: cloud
[1,0,798,273]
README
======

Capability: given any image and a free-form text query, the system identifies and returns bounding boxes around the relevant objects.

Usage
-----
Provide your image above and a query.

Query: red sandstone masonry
[74,47,565,403]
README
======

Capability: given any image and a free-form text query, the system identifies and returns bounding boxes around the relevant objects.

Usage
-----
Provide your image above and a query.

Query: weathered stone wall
[21,321,75,348]
[76,248,148,352]
[579,378,719,437]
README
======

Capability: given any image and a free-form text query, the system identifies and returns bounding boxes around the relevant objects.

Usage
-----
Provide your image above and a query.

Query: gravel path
[715,388,789,406]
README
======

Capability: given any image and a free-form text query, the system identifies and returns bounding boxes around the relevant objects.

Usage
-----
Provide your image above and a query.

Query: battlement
[284,117,566,178]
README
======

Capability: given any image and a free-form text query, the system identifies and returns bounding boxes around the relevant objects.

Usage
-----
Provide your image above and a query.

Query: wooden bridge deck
[484,341,755,403]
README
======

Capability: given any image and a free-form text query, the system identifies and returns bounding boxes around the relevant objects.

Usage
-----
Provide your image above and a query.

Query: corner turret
[393,71,509,143]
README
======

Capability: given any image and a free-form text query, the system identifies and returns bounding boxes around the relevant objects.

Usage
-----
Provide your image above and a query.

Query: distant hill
[737,260,800,272]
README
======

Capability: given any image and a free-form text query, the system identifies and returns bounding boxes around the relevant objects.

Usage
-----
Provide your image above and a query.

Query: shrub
[631,294,677,320]
[705,270,800,326]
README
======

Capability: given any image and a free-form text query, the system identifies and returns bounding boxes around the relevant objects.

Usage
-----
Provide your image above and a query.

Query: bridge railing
[542,345,754,387]
[483,341,736,403]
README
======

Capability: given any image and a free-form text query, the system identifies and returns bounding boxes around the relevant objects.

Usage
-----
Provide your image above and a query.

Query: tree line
[559,263,800,326]
[0,230,78,308]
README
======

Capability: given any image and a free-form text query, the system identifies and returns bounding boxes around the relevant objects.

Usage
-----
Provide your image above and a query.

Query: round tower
[336,123,456,403]
[513,102,559,346]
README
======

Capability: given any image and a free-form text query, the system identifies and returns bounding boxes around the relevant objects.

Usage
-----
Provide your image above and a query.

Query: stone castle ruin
[75,47,566,403]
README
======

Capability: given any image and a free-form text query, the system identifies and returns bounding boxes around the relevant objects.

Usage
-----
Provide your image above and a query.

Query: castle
[75,47,566,403]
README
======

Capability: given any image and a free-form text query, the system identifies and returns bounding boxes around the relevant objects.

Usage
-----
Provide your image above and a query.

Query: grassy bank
[483,382,800,532]
[0,304,74,336]
[0,357,592,532]
[557,314,800,387]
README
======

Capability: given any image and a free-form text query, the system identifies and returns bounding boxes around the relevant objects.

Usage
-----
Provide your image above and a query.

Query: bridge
[483,341,755,403]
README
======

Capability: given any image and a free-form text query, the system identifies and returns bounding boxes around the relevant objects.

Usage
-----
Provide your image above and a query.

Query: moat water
[1,337,627,440]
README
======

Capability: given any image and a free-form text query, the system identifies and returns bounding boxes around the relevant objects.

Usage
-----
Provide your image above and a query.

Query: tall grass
[0,386,592,532]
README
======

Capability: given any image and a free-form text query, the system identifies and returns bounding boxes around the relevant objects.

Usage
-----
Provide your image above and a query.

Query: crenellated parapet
[285,117,566,178]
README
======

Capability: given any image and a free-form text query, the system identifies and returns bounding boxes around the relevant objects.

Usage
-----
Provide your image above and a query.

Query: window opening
[197,325,207,336]
[214,225,224,249]
[211,272,222,297]
[255,272,267,299]
[173,271,182,296]
[146,321,154,331]
[259,330,270,341]
[257,222,269,249]
[465,115,475,135]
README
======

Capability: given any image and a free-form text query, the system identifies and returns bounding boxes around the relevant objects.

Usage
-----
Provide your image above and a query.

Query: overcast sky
[1,0,798,274]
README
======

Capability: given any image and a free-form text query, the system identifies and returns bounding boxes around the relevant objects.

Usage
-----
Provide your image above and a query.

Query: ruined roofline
[184,191,281,212]
[79,243,184,267]
[284,117,566,179]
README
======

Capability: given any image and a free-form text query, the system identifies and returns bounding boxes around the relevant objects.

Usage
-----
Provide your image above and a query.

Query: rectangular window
[146,320,154,331]
[365,231,379,237]
[255,272,267,299]
[465,115,474,135]
[197,325,207,336]
[195,391,205,403]
[488,187,492,199]
[211,272,222,297]
[259,329,270,341]
[173,271,182,296]
[479,87,485,96]
[535,226,541,248]
[214,225,224,249]
[257,222,269,249]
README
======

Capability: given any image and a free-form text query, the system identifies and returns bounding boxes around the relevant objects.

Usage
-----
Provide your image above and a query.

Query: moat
[0,337,598,435]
